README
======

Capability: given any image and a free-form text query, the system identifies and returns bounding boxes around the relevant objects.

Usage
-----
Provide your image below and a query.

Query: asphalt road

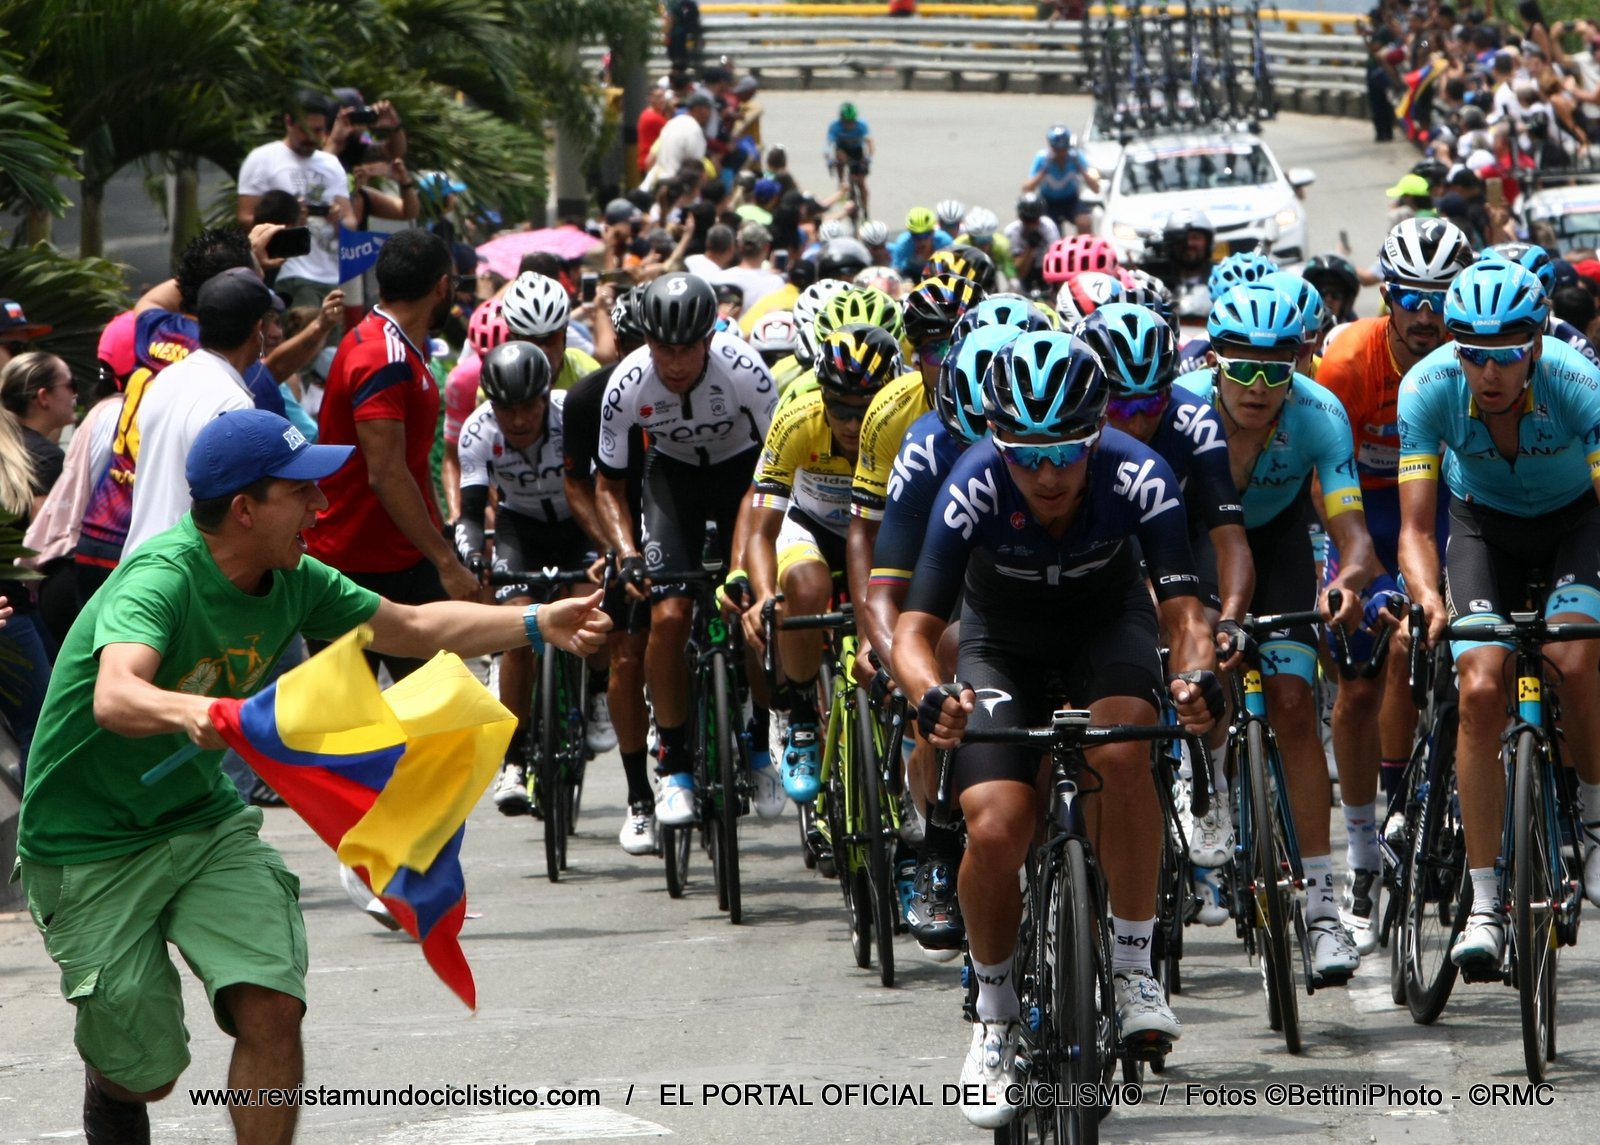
[8,93,1595,1145]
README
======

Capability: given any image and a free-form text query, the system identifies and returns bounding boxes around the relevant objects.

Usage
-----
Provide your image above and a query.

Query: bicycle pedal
[1130,1034,1172,1060]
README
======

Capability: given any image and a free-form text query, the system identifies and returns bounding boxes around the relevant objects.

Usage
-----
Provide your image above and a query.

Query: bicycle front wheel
[711,650,743,924]
[1249,721,1300,1053]
[1403,710,1468,1024]
[1512,728,1557,1081]
[1054,837,1113,1143]
[538,650,566,882]
[856,690,895,987]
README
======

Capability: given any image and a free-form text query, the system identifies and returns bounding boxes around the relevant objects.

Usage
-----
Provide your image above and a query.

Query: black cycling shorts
[641,448,759,599]
[1244,490,1320,686]
[492,510,592,605]
[952,579,1163,794]
[1444,490,1600,655]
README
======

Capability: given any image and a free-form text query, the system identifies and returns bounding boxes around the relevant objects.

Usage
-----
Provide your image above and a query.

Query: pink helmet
[467,298,510,356]
[97,310,139,384]
[1043,234,1120,284]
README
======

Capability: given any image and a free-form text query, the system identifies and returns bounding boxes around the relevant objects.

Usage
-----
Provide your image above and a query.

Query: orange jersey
[1316,317,1403,490]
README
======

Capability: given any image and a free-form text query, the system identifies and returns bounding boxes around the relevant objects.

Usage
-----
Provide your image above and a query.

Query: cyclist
[749,309,799,370]
[889,207,953,278]
[816,237,873,283]
[857,219,892,267]
[825,102,873,215]
[1078,302,1253,887]
[1302,253,1362,327]
[868,323,1021,960]
[563,288,661,854]
[1397,261,1600,969]
[1175,250,1280,375]
[1003,193,1062,297]
[1174,281,1376,984]
[1053,270,1126,327]
[594,274,779,827]
[1020,124,1100,234]
[954,207,1016,288]
[1477,242,1600,367]
[499,271,602,390]
[455,343,591,815]
[743,325,905,803]
[1316,216,1472,954]
[778,284,907,414]
[925,244,1000,294]
[892,331,1223,1127]
[934,200,967,236]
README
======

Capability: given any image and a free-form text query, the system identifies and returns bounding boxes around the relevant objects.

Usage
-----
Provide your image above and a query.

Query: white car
[1514,176,1600,257]
[1099,130,1315,268]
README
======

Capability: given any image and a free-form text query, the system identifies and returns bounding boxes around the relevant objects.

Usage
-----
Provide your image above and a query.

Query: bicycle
[1247,1,1278,121]
[831,150,870,223]
[936,710,1211,1142]
[766,599,901,986]
[1410,593,1599,1081]
[652,566,754,923]
[490,565,598,883]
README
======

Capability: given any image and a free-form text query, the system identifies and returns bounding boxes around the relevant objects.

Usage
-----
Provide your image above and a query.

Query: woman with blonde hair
[0,401,49,769]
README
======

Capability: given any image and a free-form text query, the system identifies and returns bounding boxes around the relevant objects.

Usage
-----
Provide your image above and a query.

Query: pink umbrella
[475,227,602,279]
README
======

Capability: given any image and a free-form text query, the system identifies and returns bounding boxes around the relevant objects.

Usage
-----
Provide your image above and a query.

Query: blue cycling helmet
[1261,271,1328,335]
[1047,124,1073,150]
[1480,242,1557,293]
[983,331,1109,439]
[1444,261,1548,339]
[1208,283,1307,350]
[938,324,1022,443]
[1207,250,1279,302]
[1074,303,1178,397]
[951,293,1054,342]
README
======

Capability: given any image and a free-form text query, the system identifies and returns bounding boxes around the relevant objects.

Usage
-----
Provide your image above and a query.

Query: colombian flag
[210,626,515,1008]
[1396,55,1445,144]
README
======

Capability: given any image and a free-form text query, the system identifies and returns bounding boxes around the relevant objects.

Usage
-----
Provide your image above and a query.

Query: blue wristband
[522,603,545,656]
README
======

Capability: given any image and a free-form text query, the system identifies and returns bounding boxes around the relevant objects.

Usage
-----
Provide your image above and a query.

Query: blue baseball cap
[187,409,353,500]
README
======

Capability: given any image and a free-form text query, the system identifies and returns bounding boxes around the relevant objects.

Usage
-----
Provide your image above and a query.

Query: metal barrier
[698,4,1361,34]
[585,14,1370,119]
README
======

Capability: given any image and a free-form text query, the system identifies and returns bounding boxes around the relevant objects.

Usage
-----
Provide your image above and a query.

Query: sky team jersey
[751,391,855,536]
[1397,336,1600,516]
[1175,368,1364,528]
[850,372,932,521]
[870,410,968,586]
[1145,389,1244,533]
[903,429,1199,620]
[1552,316,1600,368]
[457,392,571,524]
[1316,317,1405,489]
[597,332,776,473]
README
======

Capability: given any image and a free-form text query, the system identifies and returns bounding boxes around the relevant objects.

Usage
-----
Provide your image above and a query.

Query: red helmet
[1043,234,1120,284]
[467,298,510,356]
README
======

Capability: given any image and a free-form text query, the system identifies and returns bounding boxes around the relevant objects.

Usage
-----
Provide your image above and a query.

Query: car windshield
[1119,145,1276,195]
[1554,210,1600,255]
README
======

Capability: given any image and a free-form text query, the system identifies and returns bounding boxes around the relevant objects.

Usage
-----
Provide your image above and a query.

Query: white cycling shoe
[958,1019,1025,1129]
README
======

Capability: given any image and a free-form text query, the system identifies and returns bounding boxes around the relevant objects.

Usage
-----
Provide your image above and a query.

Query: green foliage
[0,61,78,218]
[0,243,131,385]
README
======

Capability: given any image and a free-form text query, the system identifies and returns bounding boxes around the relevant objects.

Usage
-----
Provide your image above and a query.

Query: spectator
[0,298,52,370]
[236,90,358,308]
[1,352,76,511]
[1385,172,1437,224]
[306,228,477,681]
[642,92,713,191]
[124,271,280,557]
[664,0,703,73]
[709,222,785,311]
[346,147,421,229]
[0,404,47,764]
[686,223,738,277]
[736,178,781,227]
[275,307,328,442]
[637,84,672,179]
[729,76,764,156]
[738,255,815,335]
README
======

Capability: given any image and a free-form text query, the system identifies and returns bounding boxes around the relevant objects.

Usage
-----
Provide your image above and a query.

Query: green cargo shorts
[20,805,308,1093]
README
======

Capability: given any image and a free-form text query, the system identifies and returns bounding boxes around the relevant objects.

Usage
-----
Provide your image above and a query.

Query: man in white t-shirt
[125,271,278,556]
[684,223,737,279]
[708,222,784,311]
[642,93,712,191]
[237,91,358,308]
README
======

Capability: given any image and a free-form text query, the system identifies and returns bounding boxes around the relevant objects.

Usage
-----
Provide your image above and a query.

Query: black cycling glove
[1173,670,1226,722]
[1215,619,1254,665]
[618,555,648,592]
[917,682,968,739]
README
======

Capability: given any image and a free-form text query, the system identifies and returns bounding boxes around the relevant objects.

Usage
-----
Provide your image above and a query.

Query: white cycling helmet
[501,271,570,338]
[853,265,905,298]
[749,309,800,356]
[1378,217,1473,288]
[962,207,999,239]
[818,219,852,243]
[858,219,889,247]
[934,199,967,232]
[792,279,852,366]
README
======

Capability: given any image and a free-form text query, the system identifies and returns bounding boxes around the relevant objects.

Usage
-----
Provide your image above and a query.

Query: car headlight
[1112,223,1141,242]
[1274,207,1301,229]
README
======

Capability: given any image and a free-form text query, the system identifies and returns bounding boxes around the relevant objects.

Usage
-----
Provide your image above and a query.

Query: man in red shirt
[308,228,478,680]
[636,85,671,181]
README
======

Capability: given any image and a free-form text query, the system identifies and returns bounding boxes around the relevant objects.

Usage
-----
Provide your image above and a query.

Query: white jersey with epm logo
[596,332,777,472]
[458,392,571,523]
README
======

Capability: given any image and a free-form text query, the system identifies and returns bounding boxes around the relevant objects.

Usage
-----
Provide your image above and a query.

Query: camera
[305,202,331,218]
[348,105,380,126]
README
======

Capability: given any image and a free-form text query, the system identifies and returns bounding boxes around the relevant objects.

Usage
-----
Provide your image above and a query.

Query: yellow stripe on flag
[273,625,406,756]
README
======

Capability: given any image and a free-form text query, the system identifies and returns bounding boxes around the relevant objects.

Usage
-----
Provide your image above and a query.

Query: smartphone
[772,249,791,273]
[1486,179,1506,210]
[581,273,598,302]
[266,226,312,259]
[348,105,380,126]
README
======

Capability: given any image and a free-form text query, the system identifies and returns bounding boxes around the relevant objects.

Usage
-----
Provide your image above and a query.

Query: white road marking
[378,1108,669,1142]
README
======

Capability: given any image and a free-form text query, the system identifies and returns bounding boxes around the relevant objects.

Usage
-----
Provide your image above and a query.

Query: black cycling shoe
[84,1067,150,1145]
[906,857,965,950]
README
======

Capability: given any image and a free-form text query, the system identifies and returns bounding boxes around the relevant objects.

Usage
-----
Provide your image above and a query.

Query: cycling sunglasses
[1215,354,1295,388]
[917,338,952,365]
[1108,394,1167,420]
[1387,284,1449,313]
[994,430,1100,469]
[823,397,871,422]
[1455,338,1537,367]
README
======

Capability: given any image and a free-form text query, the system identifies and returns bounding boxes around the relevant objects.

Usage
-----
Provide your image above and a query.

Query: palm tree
[0,57,78,243]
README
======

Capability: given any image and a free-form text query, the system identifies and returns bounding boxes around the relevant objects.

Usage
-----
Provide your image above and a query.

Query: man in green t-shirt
[15,409,608,1145]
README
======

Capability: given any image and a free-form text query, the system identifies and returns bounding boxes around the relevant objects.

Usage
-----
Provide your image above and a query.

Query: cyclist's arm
[595,471,638,560]
[1158,594,1222,734]
[1212,523,1254,625]
[1397,466,1444,643]
[1322,509,1375,630]
[846,516,885,649]
[454,484,489,562]
[563,472,608,555]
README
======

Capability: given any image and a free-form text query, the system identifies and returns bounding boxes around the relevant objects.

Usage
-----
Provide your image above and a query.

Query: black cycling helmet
[639,273,718,344]
[817,237,873,281]
[815,324,904,398]
[611,286,646,345]
[1016,192,1046,222]
[481,341,553,407]
[904,272,986,347]
[1301,253,1361,305]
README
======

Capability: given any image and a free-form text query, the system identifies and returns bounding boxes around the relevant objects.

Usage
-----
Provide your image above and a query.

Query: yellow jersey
[752,390,856,536]
[850,371,931,521]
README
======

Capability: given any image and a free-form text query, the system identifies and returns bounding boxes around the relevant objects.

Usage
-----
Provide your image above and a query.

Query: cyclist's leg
[489,511,539,814]
[639,458,702,819]
[774,517,835,803]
